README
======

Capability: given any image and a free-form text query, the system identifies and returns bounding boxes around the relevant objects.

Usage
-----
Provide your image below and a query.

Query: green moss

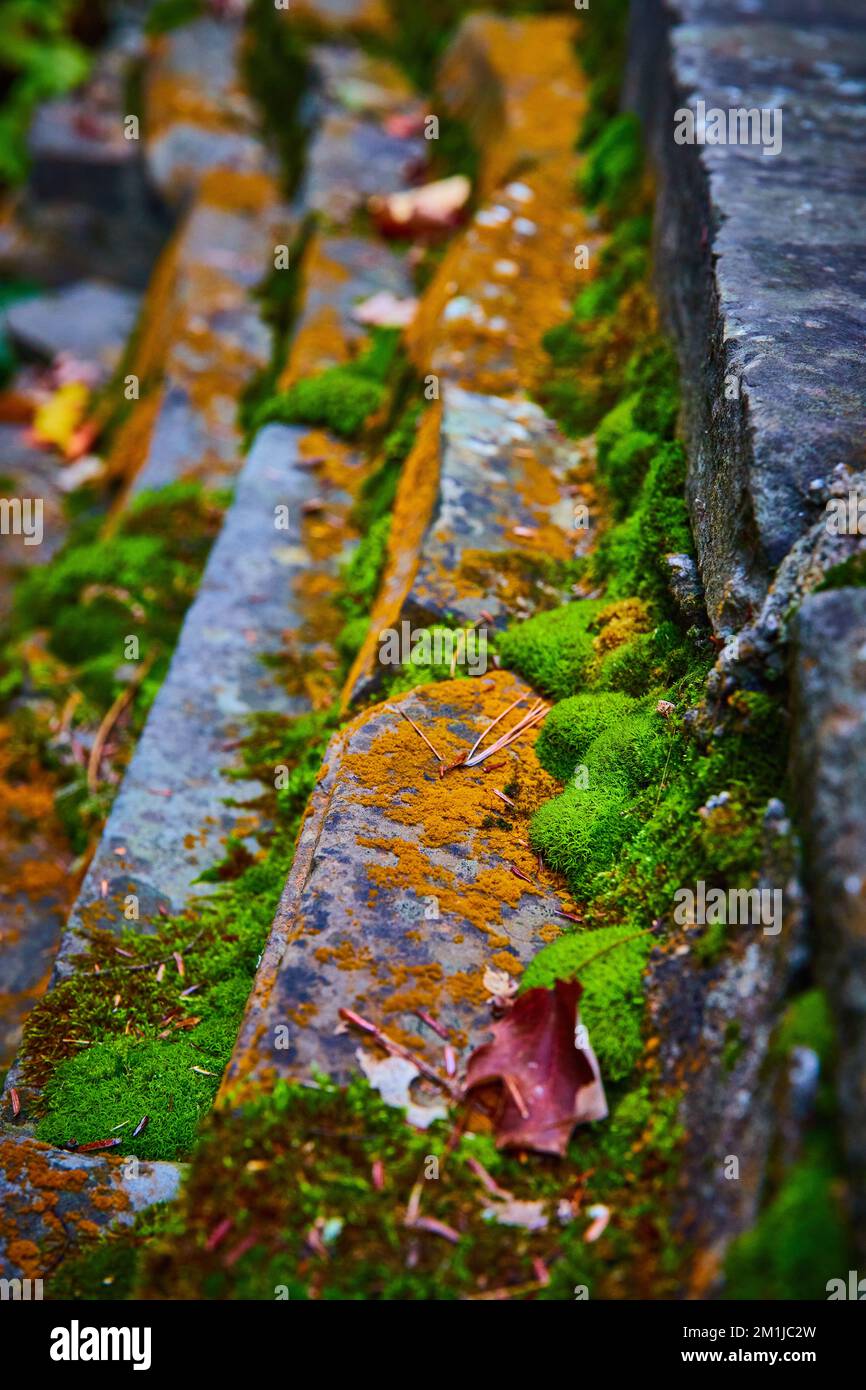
[816,554,866,591]
[595,442,692,607]
[145,0,203,34]
[130,1065,685,1300]
[535,691,639,782]
[521,925,651,1081]
[530,702,672,897]
[773,988,834,1067]
[724,1136,851,1299]
[497,599,607,701]
[253,329,400,440]
[580,113,644,219]
[23,705,335,1159]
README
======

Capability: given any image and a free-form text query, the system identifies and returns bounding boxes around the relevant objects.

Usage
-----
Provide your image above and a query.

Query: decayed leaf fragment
[464,978,607,1156]
[369,175,471,238]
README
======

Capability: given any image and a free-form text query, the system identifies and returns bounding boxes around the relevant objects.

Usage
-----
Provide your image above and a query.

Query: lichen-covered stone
[144,18,271,202]
[626,0,866,630]
[0,1132,182,1280]
[408,15,594,399]
[277,230,413,390]
[792,587,866,1251]
[345,388,579,704]
[116,175,291,497]
[226,672,570,1093]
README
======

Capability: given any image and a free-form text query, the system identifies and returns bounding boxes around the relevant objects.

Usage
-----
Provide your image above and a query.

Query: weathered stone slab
[117,175,291,497]
[144,18,272,202]
[298,46,424,228]
[0,1132,182,1280]
[344,388,580,705]
[225,672,568,1094]
[437,13,584,200]
[46,424,361,979]
[407,15,594,400]
[626,0,866,630]
[4,281,140,375]
[792,587,866,1249]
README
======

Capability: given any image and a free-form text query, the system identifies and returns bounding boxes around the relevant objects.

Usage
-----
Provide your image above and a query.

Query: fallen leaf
[369,175,470,238]
[482,967,518,999]
[383,110,428,139]
[464,979,607,1156]
[356,1049,447,1130]
[30,382,90,453]
[353,290,419,328]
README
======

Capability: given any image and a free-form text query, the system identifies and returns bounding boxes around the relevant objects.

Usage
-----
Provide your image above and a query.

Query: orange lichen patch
[407,163,597,399]
[439,14,585,199]
[198,167,281,216]
[223,674,583,1091]
[407,16,597,398]
[277,237,355,391]
[342,404,442,707]
[592,597,653,658]
[144,54,253,141]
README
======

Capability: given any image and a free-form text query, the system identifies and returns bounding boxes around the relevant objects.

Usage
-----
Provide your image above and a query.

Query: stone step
[0,11,168,291]
[225,671,566,1095]
[115,171,291,501]
[297,45,425,230]
[4,280,141,379]
[344,388,581,705]
[626,0,866,630]
[144,17,274,204]
[0,1131,182,1281]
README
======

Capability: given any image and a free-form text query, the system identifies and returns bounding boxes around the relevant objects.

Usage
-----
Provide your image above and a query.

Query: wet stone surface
[226,671,569,1094]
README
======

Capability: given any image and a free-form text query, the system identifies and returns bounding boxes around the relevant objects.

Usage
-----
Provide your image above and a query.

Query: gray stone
[56,424,355,962]
[0,1131,183,1279]
[792,587,866,1250]
[403,388,576,631]
[625,0,866,631]
[4,281,140,374]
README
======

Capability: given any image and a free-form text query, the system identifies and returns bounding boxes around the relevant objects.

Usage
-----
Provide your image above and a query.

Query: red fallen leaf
[369,175,470,238]
[464,979,607,1156]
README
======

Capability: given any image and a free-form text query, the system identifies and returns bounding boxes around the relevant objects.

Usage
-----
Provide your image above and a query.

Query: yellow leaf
[32,382,90,452]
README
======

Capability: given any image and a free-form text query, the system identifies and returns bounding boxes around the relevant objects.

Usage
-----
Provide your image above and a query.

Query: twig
[339,1007,460,1098]
[87,649,158,793]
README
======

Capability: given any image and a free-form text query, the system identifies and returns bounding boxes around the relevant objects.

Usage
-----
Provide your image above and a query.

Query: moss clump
[132,1069,685,1301]
[521,925,651,1081]
[595,443,692,607]
[773,988,834,1065]
[253,330,400,440]
[535,691,639,781]
[530,701,671,897]
[145,0,203,33]
[497,599,607,701]
[580,113,644,219]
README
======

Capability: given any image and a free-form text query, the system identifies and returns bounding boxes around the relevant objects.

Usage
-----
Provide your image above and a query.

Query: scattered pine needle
[390,704,444,762]
[87,649,158,793]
